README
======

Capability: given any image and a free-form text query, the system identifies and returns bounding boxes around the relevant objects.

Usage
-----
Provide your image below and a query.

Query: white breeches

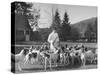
[50,42,56,52]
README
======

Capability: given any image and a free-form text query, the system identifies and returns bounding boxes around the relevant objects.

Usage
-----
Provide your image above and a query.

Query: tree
[70,27,80,41]
[39,28,52,41]
[94,18,97,42]
[12,2,42,41]
[61,12,71,41]
[85,23,94,42]
[11,2,33,15]
[93,18,97,38]
[12,2,40,32]
[11,2,34,31]
[50,9,61,34]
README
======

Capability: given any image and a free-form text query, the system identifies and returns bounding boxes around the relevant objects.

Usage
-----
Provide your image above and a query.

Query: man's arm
[47,33,53,43]
[55,33,59,41]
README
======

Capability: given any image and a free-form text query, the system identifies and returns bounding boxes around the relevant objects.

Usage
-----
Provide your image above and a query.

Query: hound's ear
[23,49,29,55]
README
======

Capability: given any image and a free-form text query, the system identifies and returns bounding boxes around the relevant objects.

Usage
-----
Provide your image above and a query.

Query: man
[47,29,60,52]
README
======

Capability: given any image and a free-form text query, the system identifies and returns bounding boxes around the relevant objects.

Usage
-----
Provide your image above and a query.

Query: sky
[32,3,97,28]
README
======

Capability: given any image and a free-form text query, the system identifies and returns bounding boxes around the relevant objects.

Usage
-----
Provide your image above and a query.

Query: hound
[24,48,40,65]
[11,48,29,71]
[84,50,97,65]
[39,49,60,71]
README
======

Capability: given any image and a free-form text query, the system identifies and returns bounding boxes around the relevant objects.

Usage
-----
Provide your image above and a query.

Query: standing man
[47,28,60,52]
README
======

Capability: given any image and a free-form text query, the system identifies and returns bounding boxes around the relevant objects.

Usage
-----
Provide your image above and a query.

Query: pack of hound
[11,44,97,71]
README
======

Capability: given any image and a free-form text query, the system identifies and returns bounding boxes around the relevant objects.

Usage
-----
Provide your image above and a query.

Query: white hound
[11,48,29,71]
[24,48,40,65]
